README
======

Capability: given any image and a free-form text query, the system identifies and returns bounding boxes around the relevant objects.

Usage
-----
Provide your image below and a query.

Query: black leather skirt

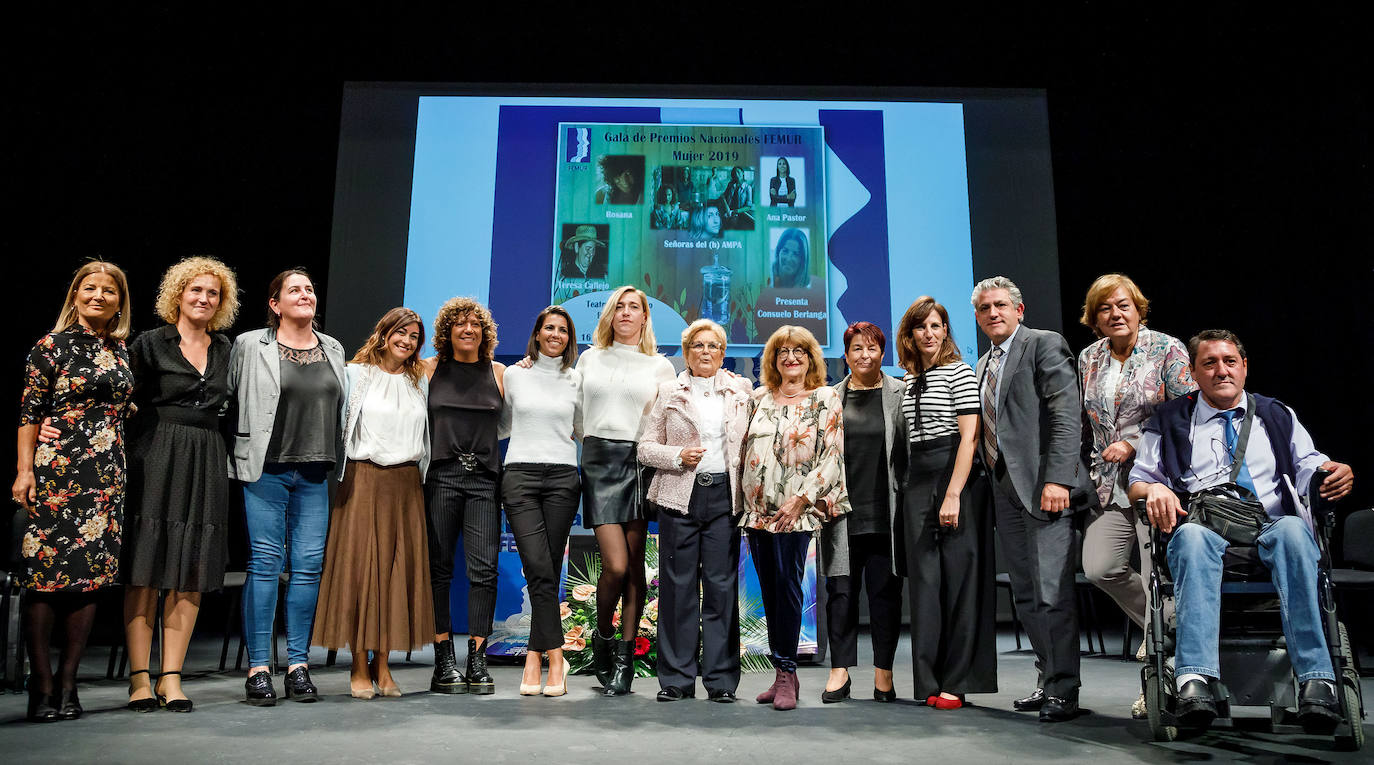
[580,435,654,528]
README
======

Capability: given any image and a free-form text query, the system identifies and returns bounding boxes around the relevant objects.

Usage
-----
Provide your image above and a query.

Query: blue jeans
[242,463,330,668]
[1167,515,1334,683]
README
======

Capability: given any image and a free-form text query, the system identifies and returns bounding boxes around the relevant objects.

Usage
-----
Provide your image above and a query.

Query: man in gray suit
[972,276,1090,722]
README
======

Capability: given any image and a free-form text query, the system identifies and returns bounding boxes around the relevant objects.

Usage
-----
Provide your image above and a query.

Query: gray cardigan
[819,373,907,577]
[226,327,347,483]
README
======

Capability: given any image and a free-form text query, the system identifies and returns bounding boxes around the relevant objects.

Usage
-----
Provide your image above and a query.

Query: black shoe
[1297,679,1342,735]
[873,687,897,703]
[245,670,277,706]
[430,639,468,694]
[283,666,319,703]
[126,668,159,713]
[1174,679,1217,730]
[707,688,737,703]
[56,687,82,720]
[1013,688,1046,712]
[601,640,635,696]
[821,677,852,703]
[1038,696,1079,722]
[466,638,494,695]
[657,685,695,702]
[156,671,193,713]
[26,687,59,723]
[590,629,615,688]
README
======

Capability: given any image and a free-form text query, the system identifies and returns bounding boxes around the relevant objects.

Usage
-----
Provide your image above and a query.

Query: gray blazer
[227,327,347,483]
[820,373,907,577]
[974,325,1092,520]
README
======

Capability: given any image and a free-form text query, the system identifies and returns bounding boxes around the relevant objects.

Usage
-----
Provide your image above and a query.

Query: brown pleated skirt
[313,461,435,652]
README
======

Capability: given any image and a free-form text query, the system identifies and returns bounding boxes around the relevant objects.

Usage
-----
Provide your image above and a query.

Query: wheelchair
[1136,473,1365,750]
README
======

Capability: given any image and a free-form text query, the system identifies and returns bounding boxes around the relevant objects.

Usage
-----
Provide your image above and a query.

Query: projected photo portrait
[650,183,686,230]
[558,223,610,279]
[769,227,811,288]
[763,156,804,207]
[594,154,645,205]
[689,199,727,240]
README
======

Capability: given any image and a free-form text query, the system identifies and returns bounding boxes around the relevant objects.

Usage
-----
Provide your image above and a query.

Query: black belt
[695,472,729,487]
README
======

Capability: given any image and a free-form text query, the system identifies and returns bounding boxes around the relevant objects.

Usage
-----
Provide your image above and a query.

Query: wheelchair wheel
[1144,666,1177,742]
[1336,673,1364,751]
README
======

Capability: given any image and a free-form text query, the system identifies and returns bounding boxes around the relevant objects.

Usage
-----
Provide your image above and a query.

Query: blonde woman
[121,257,238,712]
[741,325,848,711]
[14,261,134,721]
[577,285,674,696]
[423,297,505,695]
[314,308,435,699]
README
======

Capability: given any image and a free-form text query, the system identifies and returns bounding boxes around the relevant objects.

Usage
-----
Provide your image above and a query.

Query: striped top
[902,361,980,442]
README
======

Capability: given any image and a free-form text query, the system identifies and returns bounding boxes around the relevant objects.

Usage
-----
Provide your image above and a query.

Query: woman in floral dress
[12,261,135,722]
[740,325,848,711]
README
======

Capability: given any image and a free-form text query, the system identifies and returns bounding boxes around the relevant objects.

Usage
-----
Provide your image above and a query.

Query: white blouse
[501,352,583,466]
[689,374,727,474]
[348,369,427,465]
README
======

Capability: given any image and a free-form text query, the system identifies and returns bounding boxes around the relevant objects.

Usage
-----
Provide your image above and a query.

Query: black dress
[19,326,134,592]
[122,325,232,592]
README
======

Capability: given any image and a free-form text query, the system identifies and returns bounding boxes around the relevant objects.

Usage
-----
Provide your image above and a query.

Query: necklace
[848,376,883,391]
[778,383,808,399]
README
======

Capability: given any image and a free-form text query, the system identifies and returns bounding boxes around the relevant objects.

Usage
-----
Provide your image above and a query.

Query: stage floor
[3,630,1369,763]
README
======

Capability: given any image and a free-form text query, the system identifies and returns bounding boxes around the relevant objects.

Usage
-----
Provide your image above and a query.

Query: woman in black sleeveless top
[423,297,506,695]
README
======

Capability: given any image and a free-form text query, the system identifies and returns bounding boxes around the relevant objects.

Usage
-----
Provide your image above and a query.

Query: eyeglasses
[690,342,723,352]
[776,347,808,358]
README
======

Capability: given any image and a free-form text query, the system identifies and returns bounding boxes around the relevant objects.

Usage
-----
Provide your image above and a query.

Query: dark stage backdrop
[5,11,1370,573]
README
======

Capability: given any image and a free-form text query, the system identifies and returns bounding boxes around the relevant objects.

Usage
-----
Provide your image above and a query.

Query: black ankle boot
[430,639,468,694]
[590,629,615,688]
[26,686,59,723]
[466,638,494,695]
[56,687,82,720]
[601,640,635,696]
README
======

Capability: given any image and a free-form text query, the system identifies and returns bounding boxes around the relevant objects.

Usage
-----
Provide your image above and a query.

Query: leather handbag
[1182,395,1269,578]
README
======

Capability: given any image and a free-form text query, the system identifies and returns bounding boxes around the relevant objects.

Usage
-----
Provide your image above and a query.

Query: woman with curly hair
[121,256,239,712]
[13,261,134,722]
[314,307,435,699]
[423,297,505,695]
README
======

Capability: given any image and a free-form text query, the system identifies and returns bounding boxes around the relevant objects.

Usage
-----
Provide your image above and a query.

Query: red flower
[634,637,651,656]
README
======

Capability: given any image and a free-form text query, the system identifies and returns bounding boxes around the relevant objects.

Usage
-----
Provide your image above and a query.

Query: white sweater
[501,353,583,466]
[577,342,676,441]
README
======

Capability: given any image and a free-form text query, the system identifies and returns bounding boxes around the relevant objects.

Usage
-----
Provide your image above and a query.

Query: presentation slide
[403,95,976,362]
[551,122,829,347]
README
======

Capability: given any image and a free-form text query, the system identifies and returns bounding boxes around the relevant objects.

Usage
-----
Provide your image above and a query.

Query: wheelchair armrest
[1134,497,1149,525]
[1307,469,1335,521]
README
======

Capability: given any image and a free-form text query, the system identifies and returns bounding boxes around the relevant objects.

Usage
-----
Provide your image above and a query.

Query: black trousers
[656,479,740,691]
[903,436,998,697]
[424,458,501,637]
[825,533,902,670]
[747,528,811,672]
[501,463,581,652]
[991,462,1080,699]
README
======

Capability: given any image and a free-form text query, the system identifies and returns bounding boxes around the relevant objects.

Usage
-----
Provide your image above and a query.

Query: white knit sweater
[500,352,583,466]
[576,342,676,441]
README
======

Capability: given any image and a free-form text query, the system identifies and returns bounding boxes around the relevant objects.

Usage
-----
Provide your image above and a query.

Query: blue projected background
[404,96,976,365]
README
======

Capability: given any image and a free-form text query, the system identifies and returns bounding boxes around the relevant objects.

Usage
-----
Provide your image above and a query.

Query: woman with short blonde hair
[576,285,675,696]
[740,324,849,711]
[121,256,238,713]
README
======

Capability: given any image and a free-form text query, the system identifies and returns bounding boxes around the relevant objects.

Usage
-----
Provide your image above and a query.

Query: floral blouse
[739,385,850,533]
[1079,325,1196,508]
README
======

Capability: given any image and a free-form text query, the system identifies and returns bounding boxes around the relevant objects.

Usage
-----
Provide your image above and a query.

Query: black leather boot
[590,629,615,688]
[466,638,494,695]
[601,640,635,696]
[430,639,468,694]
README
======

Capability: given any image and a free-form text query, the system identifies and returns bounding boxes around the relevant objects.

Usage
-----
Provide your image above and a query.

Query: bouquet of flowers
[560,534,774,675]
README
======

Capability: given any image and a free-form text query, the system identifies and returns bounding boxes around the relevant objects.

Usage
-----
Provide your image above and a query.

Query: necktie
[1217,409,1257,496]
[982,347,1004,466]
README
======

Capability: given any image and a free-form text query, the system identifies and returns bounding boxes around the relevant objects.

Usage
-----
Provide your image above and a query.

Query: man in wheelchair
[1128,329,1354,732]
